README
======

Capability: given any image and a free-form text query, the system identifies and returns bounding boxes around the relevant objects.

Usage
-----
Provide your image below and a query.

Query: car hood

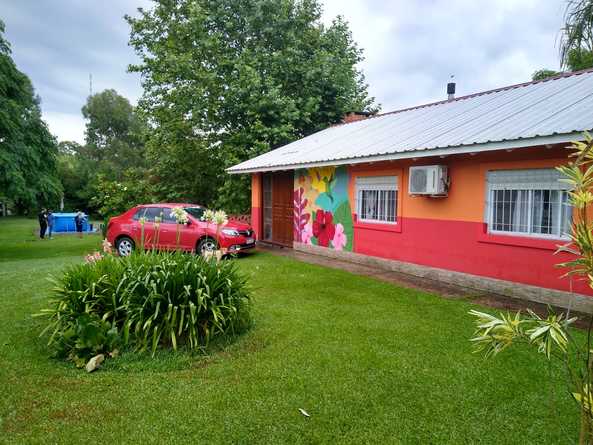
[224,220,252,231]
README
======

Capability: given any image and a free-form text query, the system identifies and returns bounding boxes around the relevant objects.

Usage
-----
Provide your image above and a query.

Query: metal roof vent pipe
[447,79,456,101]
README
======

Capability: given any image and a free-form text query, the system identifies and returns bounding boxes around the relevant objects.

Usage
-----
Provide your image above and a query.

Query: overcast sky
[3,0,566,144]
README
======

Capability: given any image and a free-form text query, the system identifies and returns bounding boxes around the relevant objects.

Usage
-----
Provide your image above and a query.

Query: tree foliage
[561,0,593,69]
[532,1,593,81]
[56,141,95,211]
[126,0,377,212]
[0,20,61,212]
[81,89,146,173]
[57,90,152,215]
[531,69,561,81]
[90,170,155,218]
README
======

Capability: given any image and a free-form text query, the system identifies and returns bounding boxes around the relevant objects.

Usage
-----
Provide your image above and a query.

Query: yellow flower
[308,166,335,192]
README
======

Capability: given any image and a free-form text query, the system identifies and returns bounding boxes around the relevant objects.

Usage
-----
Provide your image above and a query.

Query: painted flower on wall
[309,166,336,193]
[312,209,336,247]
[301,222,314,244]
[294,166,353,252]
[332,223,347,251]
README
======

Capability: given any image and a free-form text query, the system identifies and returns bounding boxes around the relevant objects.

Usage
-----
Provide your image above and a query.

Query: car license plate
[246,237,254,244]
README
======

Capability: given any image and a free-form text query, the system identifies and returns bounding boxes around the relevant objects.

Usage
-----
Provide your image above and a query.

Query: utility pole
[89,73,93,97]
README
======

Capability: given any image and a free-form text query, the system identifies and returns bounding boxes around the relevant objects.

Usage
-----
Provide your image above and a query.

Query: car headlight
[221,228,240,237]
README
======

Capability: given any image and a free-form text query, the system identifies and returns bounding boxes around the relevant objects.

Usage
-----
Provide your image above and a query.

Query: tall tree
[76,89,151,215]
[81,89,146,173]
[126,0,377,212]
[56,140,95,211]
[0,20,61,213]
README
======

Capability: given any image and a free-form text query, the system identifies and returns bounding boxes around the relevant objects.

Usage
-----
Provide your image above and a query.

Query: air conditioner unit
[408,165,449,195]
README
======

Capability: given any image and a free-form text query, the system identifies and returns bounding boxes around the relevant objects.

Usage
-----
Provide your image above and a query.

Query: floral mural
[294,166,353,251]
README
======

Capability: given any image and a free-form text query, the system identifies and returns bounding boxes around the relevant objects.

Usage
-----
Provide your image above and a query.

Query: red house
[229,69,593,312]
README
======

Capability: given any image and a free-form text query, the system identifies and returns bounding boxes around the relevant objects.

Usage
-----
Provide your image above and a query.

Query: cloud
[3,0,148,143]
[322,0,566,110]
[43,112,86,144]
[2,0,567,142]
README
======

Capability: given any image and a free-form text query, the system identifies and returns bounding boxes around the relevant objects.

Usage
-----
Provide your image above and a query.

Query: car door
[141,207,164,250]
[130,207,146,245]
[157,207,179,250]
[159,207,197,251]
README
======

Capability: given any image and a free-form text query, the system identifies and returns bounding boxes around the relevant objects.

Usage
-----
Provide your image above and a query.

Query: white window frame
[355,175,398,224]
[485,168,572,240]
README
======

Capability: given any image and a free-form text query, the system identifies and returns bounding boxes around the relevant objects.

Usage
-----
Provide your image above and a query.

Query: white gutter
[227,132,583,174]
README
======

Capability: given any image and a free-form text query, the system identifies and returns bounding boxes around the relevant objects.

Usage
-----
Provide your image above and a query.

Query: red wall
[347,145,591,295]
[354,217,588,294]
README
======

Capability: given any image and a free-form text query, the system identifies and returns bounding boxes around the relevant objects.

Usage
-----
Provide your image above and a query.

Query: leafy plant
[38,252,251,366]
[37,255,125,365]
[469,133,593,444]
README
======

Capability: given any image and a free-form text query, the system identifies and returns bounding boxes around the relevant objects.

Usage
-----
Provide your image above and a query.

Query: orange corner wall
[251,173,262,239]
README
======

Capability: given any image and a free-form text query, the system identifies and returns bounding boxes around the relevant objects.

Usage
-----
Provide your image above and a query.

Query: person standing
[74,210,84,239]
[38,208,47,239]
[47,209,55,239]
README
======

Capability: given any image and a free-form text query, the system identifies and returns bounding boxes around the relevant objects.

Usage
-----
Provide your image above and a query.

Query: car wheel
[116,236,135,257]
[197,237,218,255]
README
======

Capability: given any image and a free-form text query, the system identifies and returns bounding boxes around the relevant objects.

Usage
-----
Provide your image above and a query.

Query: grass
[0,216,581,443]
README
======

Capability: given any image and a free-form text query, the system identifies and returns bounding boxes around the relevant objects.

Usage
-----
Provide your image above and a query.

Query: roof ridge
[345,67,593,125]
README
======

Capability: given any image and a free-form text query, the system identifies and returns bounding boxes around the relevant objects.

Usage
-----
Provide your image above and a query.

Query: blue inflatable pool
[51,213,94,233]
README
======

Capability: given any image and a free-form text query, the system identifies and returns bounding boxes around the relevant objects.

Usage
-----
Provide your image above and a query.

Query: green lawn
[0,217,579,444]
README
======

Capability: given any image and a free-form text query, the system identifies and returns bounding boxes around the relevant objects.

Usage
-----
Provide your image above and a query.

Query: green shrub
[38,252,251,365]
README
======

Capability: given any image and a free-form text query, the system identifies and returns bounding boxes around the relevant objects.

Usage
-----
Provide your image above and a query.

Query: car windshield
[184,207,205,220]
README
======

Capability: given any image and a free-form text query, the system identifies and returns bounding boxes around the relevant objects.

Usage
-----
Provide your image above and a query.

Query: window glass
[132,208,146,220]
[355,176,397,223]
[184,207,204,220]
[487,168,572,239]
[159,208,177,223]
[143,207,164,222]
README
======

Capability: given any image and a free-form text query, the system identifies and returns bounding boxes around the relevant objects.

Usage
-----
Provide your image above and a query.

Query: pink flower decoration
[301,222,314,245]
[85,251,103,263]
[332,223,347,251]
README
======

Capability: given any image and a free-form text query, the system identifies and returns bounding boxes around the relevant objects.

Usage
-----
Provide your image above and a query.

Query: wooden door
[271,172,294,247]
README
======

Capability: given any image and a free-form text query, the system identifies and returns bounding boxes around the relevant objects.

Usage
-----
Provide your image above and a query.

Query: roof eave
[227,132,584,174]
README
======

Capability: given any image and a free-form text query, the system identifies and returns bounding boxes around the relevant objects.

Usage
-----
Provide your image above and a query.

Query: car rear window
[132,208,146,220]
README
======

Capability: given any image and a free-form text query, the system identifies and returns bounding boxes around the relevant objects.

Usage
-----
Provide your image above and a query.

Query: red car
[106,203,256,257]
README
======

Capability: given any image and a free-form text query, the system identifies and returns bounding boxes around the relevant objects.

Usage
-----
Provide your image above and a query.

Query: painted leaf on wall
[315,192,333,211]
[333,201,353,251]
[293,187,310,241]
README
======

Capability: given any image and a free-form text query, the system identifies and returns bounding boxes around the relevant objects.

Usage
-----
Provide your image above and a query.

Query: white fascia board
[227,132,584,174]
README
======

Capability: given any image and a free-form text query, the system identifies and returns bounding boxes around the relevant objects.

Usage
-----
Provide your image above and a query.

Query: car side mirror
[186,219,192,226]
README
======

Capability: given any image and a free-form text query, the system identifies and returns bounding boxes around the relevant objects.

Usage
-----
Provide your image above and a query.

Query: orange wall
[251,173,262,208]
[251,173,262,238]
[348,145,571,223]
